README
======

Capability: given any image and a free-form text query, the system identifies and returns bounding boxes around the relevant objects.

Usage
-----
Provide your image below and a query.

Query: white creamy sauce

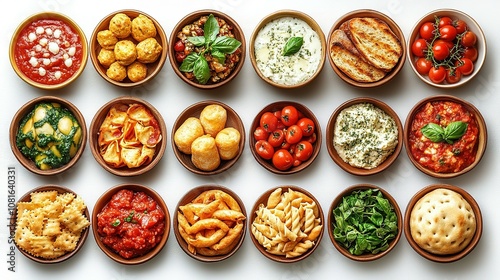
[254,16,322,86]
[333,103,398,169]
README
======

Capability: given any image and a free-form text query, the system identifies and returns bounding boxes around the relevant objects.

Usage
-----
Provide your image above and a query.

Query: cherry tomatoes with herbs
[446,68,462,84]
[432,41,450,61]
[260,112,278,132]
[454,19,468,34]
[419,21,435,41]
[255,140,274,160]
[253,126,269,141]
[296,117,315,137]
[415,57,433,75]
[461,31,477,47]
[428,66,447,83]
[174,40,185,52]
[294,141,313,162]
[438,16,453,28]
[439,25,457,41]
[272,149,294,171]
[457,58,474,75]
[463,47,478,62]
[285,125,303,144]
[411,38,428,57]
[281,106,299,126]
[268,129,285,148]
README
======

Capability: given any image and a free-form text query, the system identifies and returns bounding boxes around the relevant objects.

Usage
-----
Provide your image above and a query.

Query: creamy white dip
[333,103,398,169]
[254,16,322,86]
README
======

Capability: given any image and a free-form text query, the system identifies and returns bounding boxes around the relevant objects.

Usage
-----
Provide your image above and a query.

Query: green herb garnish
[332,189,398,255]
[179,14,241,84]
[124,211,135,223]
[282,36,303,56]
[111,219,121,227]
[421,121,468,144]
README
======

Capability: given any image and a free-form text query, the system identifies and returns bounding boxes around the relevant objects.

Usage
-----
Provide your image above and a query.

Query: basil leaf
[443,121,468,143]
[282,36,304,56]
[212,36,242,54]
[187,36,205,47]
[179,53,200,72]
[193,56,210,84]
[421,123,445,142]
[204,14,219,44]
[211,50,226,64]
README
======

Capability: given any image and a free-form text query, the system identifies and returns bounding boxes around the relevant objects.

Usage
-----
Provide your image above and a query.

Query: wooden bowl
[10,96,87,176]
[249,185,324,263]
[173,185,247,262]
[249,101,321,175]
[328,184,403,261]
[404,184,482,263]
[326,97,403,176]
[11,185,90,263]
[327,9,406,88]
[403,95,487,178]
[89,9,168,87]
[92,183,170,265]
[249,10,326,89]
[9,12,88,90]
[89,96,167,176]
[168,9,246,89]
[407,9,486,88]
[171,100,245,175]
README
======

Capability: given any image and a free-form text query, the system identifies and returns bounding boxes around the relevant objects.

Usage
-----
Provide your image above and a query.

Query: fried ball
[106,62,127,82]
[199,104,227,137]
[191,135,220,171]
[174,117,204,154]
[97,48,115,67]
[136,37,162,64]
[114,40,137,66]
[96,30,118,50]
[215,127,241,160]
[109,13,132,39]
[127,61,148,82]
[131,14,157,42]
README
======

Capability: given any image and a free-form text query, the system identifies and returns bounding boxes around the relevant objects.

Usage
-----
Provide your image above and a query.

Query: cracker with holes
[409,188,476,255]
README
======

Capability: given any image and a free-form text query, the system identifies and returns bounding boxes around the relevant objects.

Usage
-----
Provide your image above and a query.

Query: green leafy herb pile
[421,121,468,144]
[332,188,398,255]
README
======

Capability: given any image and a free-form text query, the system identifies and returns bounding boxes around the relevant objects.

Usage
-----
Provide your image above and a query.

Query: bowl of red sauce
[9,12,88,90]
[404,95,487,178]
[92,184,170,265]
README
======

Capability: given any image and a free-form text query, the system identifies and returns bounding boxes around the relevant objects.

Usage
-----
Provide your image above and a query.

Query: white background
[1,1,499,279]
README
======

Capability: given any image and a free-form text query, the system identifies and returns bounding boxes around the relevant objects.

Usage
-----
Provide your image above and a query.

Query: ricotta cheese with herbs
[333,102,398,169]
[254,16,322,86]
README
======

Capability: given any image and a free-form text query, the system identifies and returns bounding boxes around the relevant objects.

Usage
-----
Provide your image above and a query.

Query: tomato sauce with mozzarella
[409,101,479,173]
[97,189,165,259]
[14,18,83,85]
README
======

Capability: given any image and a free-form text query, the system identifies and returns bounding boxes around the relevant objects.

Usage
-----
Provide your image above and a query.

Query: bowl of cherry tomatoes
[249,101,321,175]
[408,9,486,88]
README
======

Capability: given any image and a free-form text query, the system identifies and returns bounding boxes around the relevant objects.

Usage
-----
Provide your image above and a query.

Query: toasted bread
[330,29,386,83]
[341,17,402,72]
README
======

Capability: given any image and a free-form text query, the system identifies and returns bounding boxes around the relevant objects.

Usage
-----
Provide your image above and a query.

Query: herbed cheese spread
[254,16,322,86]
[333,103,398,169]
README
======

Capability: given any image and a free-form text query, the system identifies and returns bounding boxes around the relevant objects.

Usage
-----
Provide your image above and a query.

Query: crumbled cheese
[48,42,59,54]
[38,67,46,76]
[28,32,37,42]
[64,58,72,67]
[35,26,44,34]
[43,58,50,65]
[54,71,61,79]
[67,46,76,56]
[45,28,53,36]
[39,38,48,46]
[29,57,38,67]
[54,29,61,38]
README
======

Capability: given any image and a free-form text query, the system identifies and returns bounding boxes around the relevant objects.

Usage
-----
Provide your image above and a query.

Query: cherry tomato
[438,16,453,28]
[255,140,274,160]
[281,106,299,126]
[296,117,315,137]
[445,68,462,84]
[253,126,269,141]
[419,21,435,41]
[439,25,457,41]
[175,52,186,63]
[456,58,474,75]
[294,141,314,162]
[415,57,433,75]
[454,19,468,34]
[411,38,428,57]
[461,31,477,47]
[260,112,278,132]
[273,110,285,129]
[285,125,303,144]
[428,66,447,83]
[303,132,317,144]
[434,39,454,50]
[174,40,185,52]
[432,41,450,61]
[268,129,285,148]
[463,47,478,62]
[272,149,294,171]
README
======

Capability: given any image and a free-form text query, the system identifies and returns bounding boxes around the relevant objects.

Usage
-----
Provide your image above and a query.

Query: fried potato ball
[131,14,157,42]
[136,37,162,64]
[109,13,132,39]
[127,61,148,82]
[106,61,127,81]
[114,40,137,66]
[97,30,118,50]
[191,135,221,171]
[97,48,116,68]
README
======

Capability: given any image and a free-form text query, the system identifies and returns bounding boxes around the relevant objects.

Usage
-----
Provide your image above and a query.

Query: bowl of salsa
[92,184,170,265]
[9,12,88,90]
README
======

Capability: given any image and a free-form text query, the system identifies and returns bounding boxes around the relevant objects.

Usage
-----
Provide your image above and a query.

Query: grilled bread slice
[330,29,386,83]
[341,17,402,72]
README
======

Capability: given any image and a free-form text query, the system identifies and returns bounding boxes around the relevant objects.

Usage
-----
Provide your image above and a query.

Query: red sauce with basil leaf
[97,189,165,259]
[14,18,83,85]
[409,101,479,173]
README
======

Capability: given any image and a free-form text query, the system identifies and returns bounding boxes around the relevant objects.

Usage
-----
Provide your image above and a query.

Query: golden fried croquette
[97,48,116,68]
[109,13,132,39]
[215,127,241,160]
[106,62,127,81]
[191,135,221,171]
[114,40,137,66]
[97,30,118,50]
[131,14,157,42]
[127,61,148,82]
[199,104,227,137]
[136,37,162,64]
